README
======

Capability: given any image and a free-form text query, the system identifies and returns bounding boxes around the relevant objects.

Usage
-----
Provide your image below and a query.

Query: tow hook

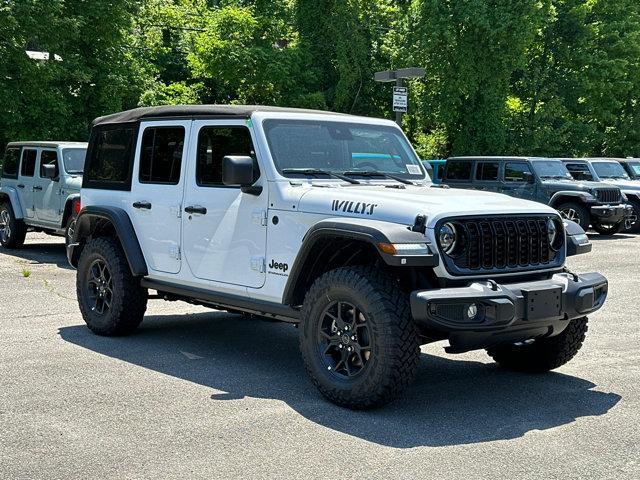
[563,267,580,282]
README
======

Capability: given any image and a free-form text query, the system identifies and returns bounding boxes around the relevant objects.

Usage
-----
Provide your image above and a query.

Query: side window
[84,125,136,189]
[475,162,499,181]
[1,148,20,178]
[20,149,37,177]
[444,161,472,181]
[139,127,185,185]
[565,163,594,181]
[196,126,257,187]
[40,150,59,178]
[504,162,532,182]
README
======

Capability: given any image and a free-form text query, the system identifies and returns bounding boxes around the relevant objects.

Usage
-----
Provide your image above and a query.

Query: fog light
[467,303,478,320]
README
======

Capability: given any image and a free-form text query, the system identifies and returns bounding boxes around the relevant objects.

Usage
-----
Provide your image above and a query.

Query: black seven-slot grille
[441,215,562,275]
[594,188,621,204]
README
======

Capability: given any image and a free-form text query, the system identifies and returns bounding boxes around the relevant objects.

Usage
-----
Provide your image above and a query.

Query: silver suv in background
[0,141,87,248]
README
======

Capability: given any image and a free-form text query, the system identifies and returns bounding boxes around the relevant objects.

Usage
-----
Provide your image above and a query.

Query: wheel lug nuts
[339,344,343,349]
[347,347,352,352]
[351,336,355,341]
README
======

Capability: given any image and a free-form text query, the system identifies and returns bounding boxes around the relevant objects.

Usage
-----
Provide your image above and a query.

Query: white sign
[393,87,408,112]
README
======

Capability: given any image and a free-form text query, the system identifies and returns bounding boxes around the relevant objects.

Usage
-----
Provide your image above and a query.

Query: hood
[599,179,640,191]
[540,179,599,191]
[297,184,557,229]
[64,175,83,191]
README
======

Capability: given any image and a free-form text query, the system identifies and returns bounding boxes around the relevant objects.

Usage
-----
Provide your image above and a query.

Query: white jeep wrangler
[68,106,608,409]
[1,142,87,248]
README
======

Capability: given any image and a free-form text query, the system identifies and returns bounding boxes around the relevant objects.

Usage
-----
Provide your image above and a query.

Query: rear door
[34,149,62,224]
[181,119,268,288]
[129,120,191,275]
[473,160,501,192]
[17,148,38,218]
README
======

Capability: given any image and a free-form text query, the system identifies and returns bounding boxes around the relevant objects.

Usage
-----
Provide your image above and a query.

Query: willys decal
[331,200,378,216]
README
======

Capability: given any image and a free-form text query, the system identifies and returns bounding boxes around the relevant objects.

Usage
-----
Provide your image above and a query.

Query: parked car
[618,158,640,180]
[442,156,630,235]
[424,159,446,184]
[0,141,87,248]
[560,158,640,233]
[68,106,606,409]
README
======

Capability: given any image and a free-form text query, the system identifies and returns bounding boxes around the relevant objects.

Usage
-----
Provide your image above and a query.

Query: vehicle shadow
[588,233,636,241]
[58,312,621,448]
[0,241,72,270]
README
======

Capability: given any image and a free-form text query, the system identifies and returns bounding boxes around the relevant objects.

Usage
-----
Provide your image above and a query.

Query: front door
[129,120,191,275]
[17,148,38,218]
[34,149,62,224]
[500,161,536,200]
[181,120,268,288]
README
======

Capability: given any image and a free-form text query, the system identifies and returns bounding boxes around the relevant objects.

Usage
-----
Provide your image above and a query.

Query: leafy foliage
[1,0,639,158]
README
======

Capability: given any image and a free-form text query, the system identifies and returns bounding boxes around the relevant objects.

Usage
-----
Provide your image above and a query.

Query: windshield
[62,148,87,174]
[592,161,630,180]
[531,160,573,180]
[264,120,427,181]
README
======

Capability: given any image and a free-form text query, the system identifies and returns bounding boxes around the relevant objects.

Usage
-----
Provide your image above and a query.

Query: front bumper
[590,204,631,223]
[410,272,608,353]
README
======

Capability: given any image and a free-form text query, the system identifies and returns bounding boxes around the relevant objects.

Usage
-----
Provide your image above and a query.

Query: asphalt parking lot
[0,233,638,479]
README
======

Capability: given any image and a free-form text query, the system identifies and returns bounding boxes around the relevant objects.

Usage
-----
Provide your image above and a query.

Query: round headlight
[438,222,457,254]
[548,218,563,250]
[547,218,557,246]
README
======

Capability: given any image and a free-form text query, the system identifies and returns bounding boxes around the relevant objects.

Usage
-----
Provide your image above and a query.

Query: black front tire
[299,266,420,409]
[0,202,27,249]
[77,236,148,336]
[624,200,640,233]
[487,317,588,373]
[556,202,590,231]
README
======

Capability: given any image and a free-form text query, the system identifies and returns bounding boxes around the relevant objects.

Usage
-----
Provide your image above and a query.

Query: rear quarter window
[84,125,137,190]
[1,148,20,178]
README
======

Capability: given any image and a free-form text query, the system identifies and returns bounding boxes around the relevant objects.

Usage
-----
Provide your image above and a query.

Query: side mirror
[523,171,535,183]
[42,164,58,180]
[222,156,262,195]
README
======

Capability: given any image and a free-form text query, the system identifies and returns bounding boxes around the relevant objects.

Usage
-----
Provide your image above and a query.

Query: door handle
[184,205,207,215]
[33,186,43,191]
[133,201,152,210]
[17,184,25,189]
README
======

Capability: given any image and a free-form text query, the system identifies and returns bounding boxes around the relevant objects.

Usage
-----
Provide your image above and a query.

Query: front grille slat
[446,215,560,275]
[595,188,621,204]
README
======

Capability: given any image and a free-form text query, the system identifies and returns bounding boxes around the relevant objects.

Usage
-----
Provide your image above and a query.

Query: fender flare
[68,206,148,276]
[0,186,24,219]
[282,218,438,306]
[549,190,594,207]
[61,193,81,226]
[564,219,592,256]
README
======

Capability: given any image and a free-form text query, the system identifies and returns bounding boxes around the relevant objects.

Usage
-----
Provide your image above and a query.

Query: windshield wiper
[343,170,414,185]
[281,168,360,184]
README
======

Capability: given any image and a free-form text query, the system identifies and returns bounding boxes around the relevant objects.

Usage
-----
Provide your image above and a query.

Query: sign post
[374,68,425,128]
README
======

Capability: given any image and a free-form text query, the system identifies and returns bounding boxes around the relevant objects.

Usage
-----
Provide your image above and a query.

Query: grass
[21,268,31,278]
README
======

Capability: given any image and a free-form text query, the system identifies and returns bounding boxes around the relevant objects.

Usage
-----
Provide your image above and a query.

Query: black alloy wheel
[86,259,113,315]
[317,301,372,379]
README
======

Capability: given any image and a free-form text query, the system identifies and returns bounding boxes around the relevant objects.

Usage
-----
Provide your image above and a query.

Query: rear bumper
[410,272,608,353]
[590,204,630,223]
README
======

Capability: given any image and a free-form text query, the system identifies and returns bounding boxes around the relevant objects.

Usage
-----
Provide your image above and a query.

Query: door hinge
[250,256,266,273]
[252,210,268,226]
[169,245,181,260]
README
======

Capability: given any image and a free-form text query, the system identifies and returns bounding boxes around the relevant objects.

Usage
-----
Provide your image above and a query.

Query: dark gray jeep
[443,157,630,235]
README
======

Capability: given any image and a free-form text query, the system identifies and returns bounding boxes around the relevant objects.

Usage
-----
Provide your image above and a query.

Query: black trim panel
[282,219,438,305]
[67,206,148,276]
[141,278,300,322]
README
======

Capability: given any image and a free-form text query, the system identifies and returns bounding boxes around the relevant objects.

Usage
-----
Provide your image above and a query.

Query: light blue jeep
[0,141,87,248]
